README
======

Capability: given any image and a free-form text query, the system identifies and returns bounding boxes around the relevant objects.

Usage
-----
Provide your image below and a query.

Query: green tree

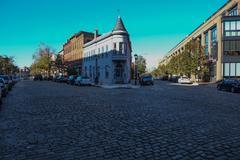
[0,55,19,75]
[159,39,209,81]
[30,44,55,76]
[55,54,64,73]
[136,55,147,75]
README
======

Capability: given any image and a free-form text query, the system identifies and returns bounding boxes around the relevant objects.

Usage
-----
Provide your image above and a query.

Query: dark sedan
[139,74,154,86]
[67,75,77,85]
[217,79,240,93]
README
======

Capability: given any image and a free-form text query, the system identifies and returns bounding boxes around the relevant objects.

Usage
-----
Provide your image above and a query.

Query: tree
[0,55,19,75]
[136,55,147,75]
[158,39,209,81]
[30,43,55,76]
[55,54,64,71]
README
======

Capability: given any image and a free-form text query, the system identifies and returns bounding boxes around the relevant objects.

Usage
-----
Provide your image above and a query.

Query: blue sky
[0,0,226,69]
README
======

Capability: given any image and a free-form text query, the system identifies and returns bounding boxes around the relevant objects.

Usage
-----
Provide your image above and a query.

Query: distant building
[20,67,30,79]
[63,32,95,74]
[82,16,132,85]
[161,0,240,81]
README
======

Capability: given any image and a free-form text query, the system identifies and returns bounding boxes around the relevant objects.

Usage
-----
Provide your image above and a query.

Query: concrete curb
[95,84,140,89]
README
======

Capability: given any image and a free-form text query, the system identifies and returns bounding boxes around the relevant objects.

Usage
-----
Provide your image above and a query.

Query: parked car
[33,75,43,81]
[67,75,77,85]
[53,76,59,82]
[74,76,82,86]
[0,86,2,104]
[13,76,20,84]
[79,77,92,86]
[9,75,14,86]
[178,76,192,84]
[0,75,12,91]
[43,76,48,81]
[217,79,240,93]
[0,78,8,97]
[48,76,54,81]
[139,74,154,86]
[55,76,62,82]
[56,76,68,83]
[169,76,180,83]
[161,75,169,81]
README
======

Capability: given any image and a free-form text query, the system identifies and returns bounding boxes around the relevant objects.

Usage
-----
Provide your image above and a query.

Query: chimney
[94,29,98,39]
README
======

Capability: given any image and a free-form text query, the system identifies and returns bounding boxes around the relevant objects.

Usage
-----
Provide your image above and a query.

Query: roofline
[63,31,94,47]
[166,0,234,56]
[84,31,129,48]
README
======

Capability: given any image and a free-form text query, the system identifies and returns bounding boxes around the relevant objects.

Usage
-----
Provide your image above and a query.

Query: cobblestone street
[1,80,240,160]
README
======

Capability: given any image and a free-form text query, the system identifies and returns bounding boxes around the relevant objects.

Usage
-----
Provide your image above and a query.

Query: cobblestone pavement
[0,80,240,160]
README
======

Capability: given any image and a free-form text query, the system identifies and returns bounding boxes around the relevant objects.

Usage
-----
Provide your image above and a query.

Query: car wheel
[217,86,221,91]
[231,87,236,93]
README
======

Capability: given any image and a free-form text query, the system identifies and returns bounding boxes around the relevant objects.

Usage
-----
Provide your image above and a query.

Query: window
[224,63,230,77]
[229,5,238,16]
[224,40,240,56]
[97,67,100,78]
[106,45,108,52]
[205,33,209,55]
[237,63,240,76]
[102,46,104,53]
[89,66,92,78]
[85,66,88,77]
[113,43,117,54]
[93,67,95,79]
[211,27,217,42]
[124,43,127,53]
[230,63,236,76]
[225,63,240,77]
[105,45,109,57]
[119,42,123,54]
[211,27,217,58]
[105,65,109,79]
[98,48,100,54]
[231,21,236,30]
[237,21,240,30]
[224,21,240,37]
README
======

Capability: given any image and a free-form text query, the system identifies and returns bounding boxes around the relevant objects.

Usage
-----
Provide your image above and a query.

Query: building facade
[82,16,132,85]
[63,32,95,74]
[161,0,240,81]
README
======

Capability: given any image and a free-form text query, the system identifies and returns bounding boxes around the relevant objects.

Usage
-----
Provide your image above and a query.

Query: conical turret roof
[113,16,127,32]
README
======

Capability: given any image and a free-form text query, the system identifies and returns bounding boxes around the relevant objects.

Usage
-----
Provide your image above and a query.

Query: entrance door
[114,62,124,84]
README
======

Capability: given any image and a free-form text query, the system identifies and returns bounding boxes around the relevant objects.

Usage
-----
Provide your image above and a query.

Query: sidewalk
[96,84,140,89]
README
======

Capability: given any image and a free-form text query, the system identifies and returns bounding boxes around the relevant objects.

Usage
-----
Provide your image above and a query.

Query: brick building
[63,31,95,75]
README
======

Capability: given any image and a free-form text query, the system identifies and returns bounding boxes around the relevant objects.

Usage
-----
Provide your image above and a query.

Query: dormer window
[229,5,238,16]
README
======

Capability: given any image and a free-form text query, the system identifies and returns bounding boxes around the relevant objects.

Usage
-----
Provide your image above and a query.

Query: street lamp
[134,54,138,85]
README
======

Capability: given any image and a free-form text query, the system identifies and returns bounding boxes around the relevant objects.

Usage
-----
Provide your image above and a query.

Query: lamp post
[134,54,138,85]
